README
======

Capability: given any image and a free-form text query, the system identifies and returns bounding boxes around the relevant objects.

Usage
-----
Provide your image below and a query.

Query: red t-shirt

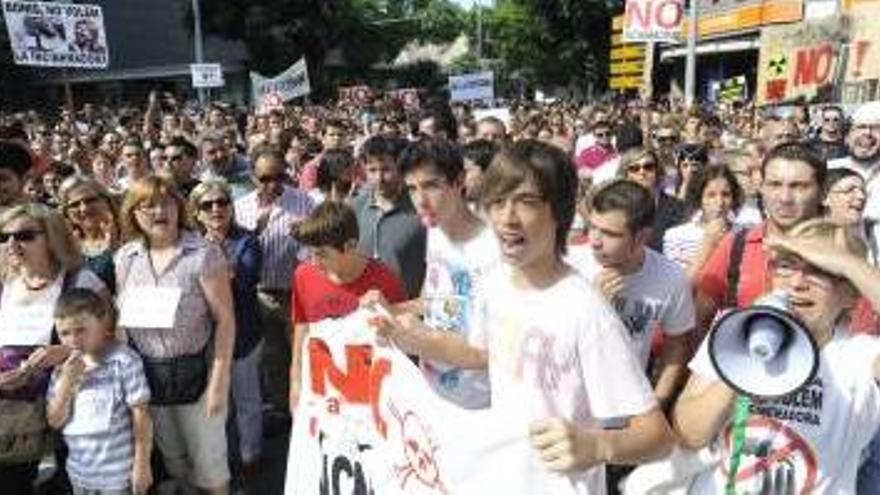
[291,258,406,324]
[697,224,769,308]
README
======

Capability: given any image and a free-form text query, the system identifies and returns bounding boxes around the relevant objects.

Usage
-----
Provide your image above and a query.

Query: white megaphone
[708,291,820,399]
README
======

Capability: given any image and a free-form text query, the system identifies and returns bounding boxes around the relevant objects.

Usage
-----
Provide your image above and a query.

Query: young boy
[289,201,407,412]
[475,140,672,491]
[46,288,152,495]
[395,137,500,409]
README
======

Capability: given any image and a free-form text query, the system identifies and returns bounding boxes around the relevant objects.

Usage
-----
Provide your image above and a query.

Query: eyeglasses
[256,174,285,184]
[770,256,835,289]
[0,229,43,243]
[628,161,657,173]
[198,198,231,211]
[829,185,865,196]
[65,195,102,211]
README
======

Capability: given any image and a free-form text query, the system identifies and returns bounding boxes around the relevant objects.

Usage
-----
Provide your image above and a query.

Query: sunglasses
[65,195,101,211]
[628,161,657,173]
[198,198,231,211]
[0,229,43,243]
[257,174,285,184]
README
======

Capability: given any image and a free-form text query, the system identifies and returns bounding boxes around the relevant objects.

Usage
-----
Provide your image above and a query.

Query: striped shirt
[48,343,150,491]
[235,186,314,290]
[115,231,226,358]
[662,213,706,270]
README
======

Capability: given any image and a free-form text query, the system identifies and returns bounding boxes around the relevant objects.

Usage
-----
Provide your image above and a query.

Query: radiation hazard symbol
[768,55,788,78]
[721,416,818,494]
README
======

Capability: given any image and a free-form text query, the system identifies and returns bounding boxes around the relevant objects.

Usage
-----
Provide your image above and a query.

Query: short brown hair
[119,175,188,240]
[481,140,577,255]
[292,201,358,250]
[54,287,118,328]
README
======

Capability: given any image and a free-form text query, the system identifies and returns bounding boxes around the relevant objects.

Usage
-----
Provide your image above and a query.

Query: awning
[660,38,760,61]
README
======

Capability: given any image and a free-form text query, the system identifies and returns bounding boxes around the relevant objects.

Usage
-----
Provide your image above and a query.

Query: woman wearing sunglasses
[0,203,107,493]
[674,143,709,201]
[618,147,687,251]
[116,176,235,494]
[189,179,264,484]
[58,175,121,293]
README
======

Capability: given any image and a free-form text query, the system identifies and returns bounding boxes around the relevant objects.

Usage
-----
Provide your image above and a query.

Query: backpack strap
[724,228,748,309]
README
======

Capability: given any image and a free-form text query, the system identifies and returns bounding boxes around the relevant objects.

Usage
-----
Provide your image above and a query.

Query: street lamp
[684,0,698,107]
[192,0,206,104]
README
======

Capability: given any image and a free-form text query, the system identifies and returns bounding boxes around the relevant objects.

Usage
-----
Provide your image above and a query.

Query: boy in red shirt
[288,201,406,413]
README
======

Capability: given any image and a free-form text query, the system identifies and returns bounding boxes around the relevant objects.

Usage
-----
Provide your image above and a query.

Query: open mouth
[498,232,526,255]
[419,211,438,228]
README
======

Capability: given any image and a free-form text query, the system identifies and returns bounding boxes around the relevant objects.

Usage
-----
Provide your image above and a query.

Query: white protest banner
[251,57,310,112]
[285,309,575,494]
[190,63,224,88]
[449,71,494,102]
[2,0,109,68]
[623,0,685,42]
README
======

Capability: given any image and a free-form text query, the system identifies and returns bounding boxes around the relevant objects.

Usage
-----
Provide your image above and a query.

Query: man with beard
[830,102,880,222]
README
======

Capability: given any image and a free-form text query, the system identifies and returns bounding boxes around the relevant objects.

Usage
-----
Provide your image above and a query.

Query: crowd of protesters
[0,88,880,495]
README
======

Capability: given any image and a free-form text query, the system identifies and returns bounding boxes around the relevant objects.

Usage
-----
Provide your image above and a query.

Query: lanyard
[726,395,752,495]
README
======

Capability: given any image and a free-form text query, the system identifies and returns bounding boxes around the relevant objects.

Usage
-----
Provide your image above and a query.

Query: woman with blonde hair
[0,203,107,492]
[116,175,235,494]
[188,179,264,482]
[58,175,120,292]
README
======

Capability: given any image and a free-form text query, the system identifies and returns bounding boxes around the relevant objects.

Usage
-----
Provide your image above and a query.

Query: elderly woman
[0,203,106,493]
[188,179,264,480]
[58,175,121,293]
[115,176,235,494]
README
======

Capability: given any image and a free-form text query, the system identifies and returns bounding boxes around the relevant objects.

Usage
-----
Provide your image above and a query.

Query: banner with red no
[757,14,880,105]
[284,309,584,494]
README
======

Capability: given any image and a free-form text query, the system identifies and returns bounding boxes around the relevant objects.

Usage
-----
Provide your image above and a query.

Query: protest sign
[251,57,310,112]
[190,63,224,88]
[609,14,646,90]
[757,14,880,104]
[387,88,420,109]
[449,71,494,102]
[2,0,108,68]
[338,85,374,105]
[712,75,747,103]
[623,0,685,42]
[285,309,573,494]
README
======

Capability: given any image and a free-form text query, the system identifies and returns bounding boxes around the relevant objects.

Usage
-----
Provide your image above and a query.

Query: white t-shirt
[420,224,500,409]
[566,246,695,367]
[689,330,880,494]
[475,265,657,494]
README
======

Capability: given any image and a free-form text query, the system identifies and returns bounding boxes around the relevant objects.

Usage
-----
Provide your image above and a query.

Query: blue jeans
[859,427,880,494]
[230,342,264,463]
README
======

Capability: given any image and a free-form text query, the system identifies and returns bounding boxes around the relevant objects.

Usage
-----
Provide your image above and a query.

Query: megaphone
[708,291,820,399]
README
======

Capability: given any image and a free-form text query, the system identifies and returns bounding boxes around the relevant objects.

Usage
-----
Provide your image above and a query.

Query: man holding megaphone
[672,219,880,493]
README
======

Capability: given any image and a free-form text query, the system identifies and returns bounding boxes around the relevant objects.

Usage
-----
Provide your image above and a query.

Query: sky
[451,0,494,9]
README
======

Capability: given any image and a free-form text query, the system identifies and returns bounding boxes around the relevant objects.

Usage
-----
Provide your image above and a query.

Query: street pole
[684,0,698,107]
[192,0,206,105]
[476,1,483,69]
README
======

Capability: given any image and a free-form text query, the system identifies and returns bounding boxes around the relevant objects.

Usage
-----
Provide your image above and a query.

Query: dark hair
[684,164,744,214]
[54,287,118,327]
[0,140,33,177]
[46,160,76,179]
[461,139,500,172]
[823,167,864,199]
[323,118,346,134]
[590,179,656,233]
[166,136,197,158]
[121,135,143,151]
[676,143,709,165]
[399,137,463,183]
[292,201,359,250]
[615,120,644,154]
[761,142,827,187]
[251,145,285,167]
[317,149,354,193]
[481,139,577,255]
[418,102,458,141]
[360,135,408,163]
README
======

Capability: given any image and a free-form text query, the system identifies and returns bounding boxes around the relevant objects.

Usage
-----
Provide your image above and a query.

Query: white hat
[852,101,880,126]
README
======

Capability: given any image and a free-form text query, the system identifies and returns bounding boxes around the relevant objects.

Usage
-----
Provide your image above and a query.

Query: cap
[852,101,880,126]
